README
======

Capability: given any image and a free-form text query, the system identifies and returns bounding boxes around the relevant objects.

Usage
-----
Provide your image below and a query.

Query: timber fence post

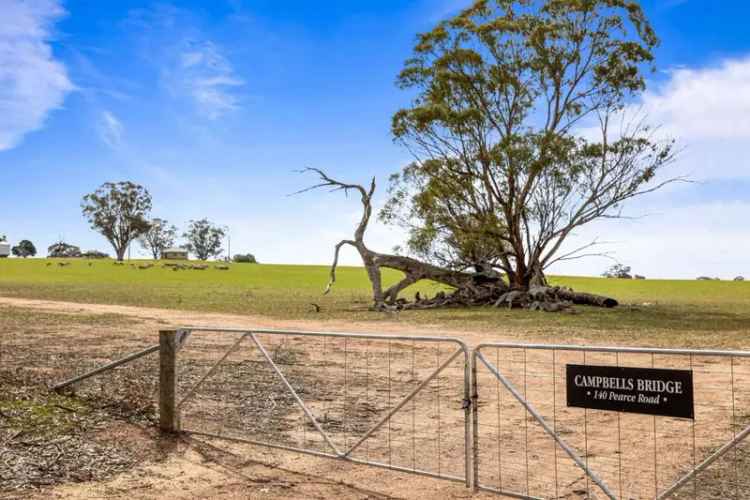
[159,329,180,433]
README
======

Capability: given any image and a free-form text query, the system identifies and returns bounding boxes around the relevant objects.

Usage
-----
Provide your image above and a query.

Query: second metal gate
[472,343,750,499]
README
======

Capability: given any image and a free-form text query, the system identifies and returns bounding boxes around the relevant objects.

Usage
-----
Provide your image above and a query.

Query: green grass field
[1,258,749,347]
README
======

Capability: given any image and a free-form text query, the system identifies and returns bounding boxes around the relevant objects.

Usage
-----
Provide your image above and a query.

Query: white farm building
[162,247,188,260]
[0,242,10,258]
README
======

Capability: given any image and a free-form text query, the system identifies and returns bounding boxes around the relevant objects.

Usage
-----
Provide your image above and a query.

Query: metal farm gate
[158,328,472,486]
[141,330,750,498]
[472,343,750,499]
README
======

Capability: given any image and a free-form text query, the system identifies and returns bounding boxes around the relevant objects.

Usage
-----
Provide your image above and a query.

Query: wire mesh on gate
[472,344,750,499]
[173,328,471,485]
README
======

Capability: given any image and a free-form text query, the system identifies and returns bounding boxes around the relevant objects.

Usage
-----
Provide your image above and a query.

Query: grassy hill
[1,258,748,346]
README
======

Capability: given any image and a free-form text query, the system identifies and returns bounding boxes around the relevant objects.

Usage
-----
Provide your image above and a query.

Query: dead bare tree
[298,168,507,310]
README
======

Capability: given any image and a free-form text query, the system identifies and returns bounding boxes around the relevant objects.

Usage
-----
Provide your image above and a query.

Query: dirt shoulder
[0,296,529,348]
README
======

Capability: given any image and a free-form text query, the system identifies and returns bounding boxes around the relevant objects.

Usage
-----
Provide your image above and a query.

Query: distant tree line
[1,181,255,262]
[78,181,244,261]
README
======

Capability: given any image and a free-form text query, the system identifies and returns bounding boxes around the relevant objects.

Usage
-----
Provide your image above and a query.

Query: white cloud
[578,55,750,182]
[98,110,124,148]
[0,0,74,151]
[549,200,750,280]
[643,57,750,141]
[550,56,750,277]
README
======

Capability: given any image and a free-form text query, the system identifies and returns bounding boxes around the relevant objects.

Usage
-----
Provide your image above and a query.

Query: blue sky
[1,0,749,279]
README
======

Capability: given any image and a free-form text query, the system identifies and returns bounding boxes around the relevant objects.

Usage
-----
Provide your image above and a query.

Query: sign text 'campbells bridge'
[566,364,695,419]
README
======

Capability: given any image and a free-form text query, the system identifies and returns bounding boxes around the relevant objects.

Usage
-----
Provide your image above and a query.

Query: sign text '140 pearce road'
[566,364,694,419]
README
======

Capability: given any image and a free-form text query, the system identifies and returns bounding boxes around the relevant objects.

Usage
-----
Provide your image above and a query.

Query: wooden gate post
[159,329,180,433]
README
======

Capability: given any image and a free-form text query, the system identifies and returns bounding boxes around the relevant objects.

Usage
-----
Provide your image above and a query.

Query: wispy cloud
[175,41,244,119]
[126,5,245,120]
[98,110,124,148]
[0,0,75,151]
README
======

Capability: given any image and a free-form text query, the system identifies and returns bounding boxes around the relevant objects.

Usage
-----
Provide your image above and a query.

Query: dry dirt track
[0,296,538,347]
[0,297,502,500]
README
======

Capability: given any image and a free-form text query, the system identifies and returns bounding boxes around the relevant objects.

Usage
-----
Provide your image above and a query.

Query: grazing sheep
[138,263,154,270]
[58,262,70,267]
[46,262,52,267]
[214,265,230,270]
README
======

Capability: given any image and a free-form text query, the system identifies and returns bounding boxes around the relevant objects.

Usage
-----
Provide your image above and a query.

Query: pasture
[1,257,749,348]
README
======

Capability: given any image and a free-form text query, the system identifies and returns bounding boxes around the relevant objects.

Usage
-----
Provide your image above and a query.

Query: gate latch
[461,398,471,409]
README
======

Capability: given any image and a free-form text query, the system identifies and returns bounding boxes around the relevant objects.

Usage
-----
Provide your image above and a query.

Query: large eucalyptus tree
[310,0,677,310]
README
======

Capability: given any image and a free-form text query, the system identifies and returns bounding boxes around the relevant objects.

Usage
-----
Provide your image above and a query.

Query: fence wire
[174,328,471,485]
[473,344,750,499]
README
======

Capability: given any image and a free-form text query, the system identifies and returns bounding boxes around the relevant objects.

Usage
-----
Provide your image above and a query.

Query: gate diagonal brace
[656,422,750,499]
[342,347,464,458]
[475,350,618,500]
[249,333,343,457]
[177,333,249,410]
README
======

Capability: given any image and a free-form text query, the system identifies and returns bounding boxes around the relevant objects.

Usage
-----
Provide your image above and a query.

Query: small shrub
[48,242,81,258]
[81,250,109,259]
[233,253,257,264]
[602,264,632,279]
[11,240,37,258]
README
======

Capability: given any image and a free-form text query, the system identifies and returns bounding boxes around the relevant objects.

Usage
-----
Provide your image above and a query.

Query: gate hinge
[461,398,472,409]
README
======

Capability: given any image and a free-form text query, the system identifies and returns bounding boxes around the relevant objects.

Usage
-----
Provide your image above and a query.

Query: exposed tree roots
[379,284,617,312]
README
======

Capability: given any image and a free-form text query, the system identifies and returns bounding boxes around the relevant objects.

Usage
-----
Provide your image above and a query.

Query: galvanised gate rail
[158,327,472,486]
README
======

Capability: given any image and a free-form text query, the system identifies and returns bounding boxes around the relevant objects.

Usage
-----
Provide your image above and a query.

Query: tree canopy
[183,219,225,261]
[383,0,676,290]
[139,218,178,260]
[81,182,152,261]
[48,241,81,258]
[11,240,36,258]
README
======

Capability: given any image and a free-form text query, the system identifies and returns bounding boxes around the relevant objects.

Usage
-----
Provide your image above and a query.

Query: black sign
[566,364,694,419]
